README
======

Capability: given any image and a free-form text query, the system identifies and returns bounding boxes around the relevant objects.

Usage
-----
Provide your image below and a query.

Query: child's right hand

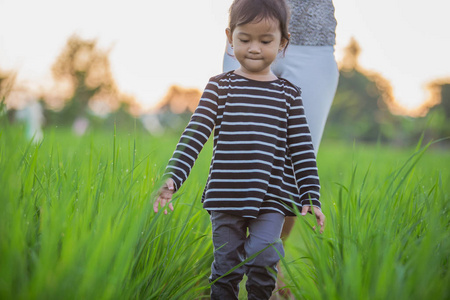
[301,205,325,233]
[153,178,175,214]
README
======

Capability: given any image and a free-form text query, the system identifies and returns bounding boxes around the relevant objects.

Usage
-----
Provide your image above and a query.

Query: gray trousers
[209,211,285,300]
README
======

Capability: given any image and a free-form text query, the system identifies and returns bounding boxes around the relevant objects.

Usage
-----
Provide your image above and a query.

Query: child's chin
[242,65,269,75]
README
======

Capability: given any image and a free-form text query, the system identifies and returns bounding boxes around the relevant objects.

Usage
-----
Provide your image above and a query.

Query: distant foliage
[0,69,15,102]
[327,68,400,142]
[325,38,449,146]
[156,85,202,114]
[423,80,450,141]
[0,68,16,119]
[46,35,118,123]
[44,34,140,129]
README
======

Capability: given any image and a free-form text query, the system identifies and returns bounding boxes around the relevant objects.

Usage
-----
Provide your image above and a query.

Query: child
[154,0,325,298]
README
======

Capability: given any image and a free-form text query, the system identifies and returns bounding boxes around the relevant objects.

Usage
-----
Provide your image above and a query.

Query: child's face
[226,18,287,78]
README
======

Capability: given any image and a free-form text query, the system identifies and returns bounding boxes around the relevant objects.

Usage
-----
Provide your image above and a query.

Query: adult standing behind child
[154,0,325,299]
[224,0,339,154]
[224,1,339,296]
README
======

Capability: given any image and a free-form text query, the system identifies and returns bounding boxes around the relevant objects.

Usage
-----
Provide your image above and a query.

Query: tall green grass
[0,123,213,299]
[0,120,449,300]
[279,141,450,300]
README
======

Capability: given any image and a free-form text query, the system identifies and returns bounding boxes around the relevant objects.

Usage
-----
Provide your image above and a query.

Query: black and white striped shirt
[164,71,320,218]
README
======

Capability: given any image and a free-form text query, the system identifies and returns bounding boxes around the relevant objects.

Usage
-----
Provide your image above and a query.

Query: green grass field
[1,121,449,300]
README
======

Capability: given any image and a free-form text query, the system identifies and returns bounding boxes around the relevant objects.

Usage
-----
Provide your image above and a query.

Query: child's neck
[234,68,278,82]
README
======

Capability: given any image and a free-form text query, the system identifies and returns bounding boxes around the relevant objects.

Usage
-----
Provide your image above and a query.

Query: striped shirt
[164,71,320,219]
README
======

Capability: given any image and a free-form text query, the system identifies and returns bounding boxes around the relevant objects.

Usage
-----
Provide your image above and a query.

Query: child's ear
[226,28,233,46]
[279,33,290,51]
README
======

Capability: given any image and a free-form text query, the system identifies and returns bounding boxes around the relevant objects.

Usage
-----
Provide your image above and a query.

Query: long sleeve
[164,79,219,191]
[163,72,321,218]
[287,94,321,209]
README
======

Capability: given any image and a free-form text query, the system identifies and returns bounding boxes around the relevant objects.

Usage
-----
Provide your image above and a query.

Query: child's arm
[287,91,324,230]
[164,82,218,189]
[153,77,219,213]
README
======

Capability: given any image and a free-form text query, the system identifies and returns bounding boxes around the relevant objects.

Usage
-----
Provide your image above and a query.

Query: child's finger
[163,199,172,214]
[316,210,325,233]
[154,196,167,213]
[166,179,174,191]
[153,198,161,213]
[301,205,309,216]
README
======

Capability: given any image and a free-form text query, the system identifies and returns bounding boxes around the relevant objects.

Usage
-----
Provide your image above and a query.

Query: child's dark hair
[228,0,291,52]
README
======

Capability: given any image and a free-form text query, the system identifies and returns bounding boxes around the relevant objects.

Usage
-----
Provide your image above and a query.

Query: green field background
[1,122,449,300]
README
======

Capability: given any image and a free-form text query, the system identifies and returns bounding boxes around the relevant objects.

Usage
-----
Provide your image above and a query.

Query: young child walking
[154,0,325,298]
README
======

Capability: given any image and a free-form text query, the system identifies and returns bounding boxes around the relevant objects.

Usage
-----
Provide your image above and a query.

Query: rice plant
[278,141,450,300]
[0,118,449,300]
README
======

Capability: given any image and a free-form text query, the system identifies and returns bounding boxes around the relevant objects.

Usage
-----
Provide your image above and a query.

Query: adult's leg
[272,45,339,154]
[271,46,339,298]
[245,213,285,300]
[223,42,240,72]
[280,216,296,240]
[210,211,247,300]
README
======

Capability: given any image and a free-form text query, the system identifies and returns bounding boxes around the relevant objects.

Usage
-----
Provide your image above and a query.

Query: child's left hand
[153,178,175,215]
[301,206,325,233]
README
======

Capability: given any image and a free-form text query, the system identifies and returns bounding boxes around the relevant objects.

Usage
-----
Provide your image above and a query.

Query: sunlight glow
[1,0,449,116]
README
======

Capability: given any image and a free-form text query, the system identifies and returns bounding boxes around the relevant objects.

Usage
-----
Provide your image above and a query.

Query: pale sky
[1,0,449,111]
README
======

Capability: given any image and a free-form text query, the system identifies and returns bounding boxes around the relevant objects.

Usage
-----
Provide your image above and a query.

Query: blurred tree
[422,79,450,143]
[0,69,15,101]
[325,38,402,142]
[340,37,361,71]
[150,84,203,133]
[47,34,120,125]
[0,68,16,121]
[426,79,450,117]
[156,85,202,114]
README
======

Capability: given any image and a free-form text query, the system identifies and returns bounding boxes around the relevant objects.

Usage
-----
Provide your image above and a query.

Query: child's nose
[248,42,261,53]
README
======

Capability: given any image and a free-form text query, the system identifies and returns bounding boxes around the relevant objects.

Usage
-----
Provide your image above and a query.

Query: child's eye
[239,39,249,43]
[262,41,272,45]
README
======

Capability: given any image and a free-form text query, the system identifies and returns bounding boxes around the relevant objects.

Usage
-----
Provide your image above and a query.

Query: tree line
[1,35,448,146]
